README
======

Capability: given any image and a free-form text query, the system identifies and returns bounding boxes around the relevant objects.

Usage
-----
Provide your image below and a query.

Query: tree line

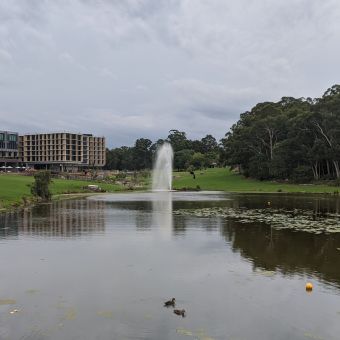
[106,84,340,183]
[105,130,221,171]
[221,84,340,182]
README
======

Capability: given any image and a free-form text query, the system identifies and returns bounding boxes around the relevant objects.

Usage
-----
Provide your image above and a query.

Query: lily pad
[176,328,193,336]
[0,299,16,305]
[256,270,276,277]
[174,207,340,235]
[96,311,113,319]
[63,307,76,320]
[304,332,324,340]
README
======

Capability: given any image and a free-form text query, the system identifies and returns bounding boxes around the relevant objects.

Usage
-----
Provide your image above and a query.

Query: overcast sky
[0,0,339,147]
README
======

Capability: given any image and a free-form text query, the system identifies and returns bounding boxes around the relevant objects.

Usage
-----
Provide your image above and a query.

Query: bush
[332,179,340,187]
[31,171,52,201]
[115,172,127,180]
[291,165,313,183]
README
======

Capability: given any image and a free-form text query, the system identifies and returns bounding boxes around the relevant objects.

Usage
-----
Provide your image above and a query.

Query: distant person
[190,170,196,179]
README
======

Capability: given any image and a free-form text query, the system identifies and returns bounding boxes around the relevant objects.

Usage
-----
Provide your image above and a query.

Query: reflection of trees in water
[0,212,19,238]
[229,194,340,214]
[135,211,152,230]
[220,219,340,288]
[172,215,220,236]
[173,216,186,235]
[1,200,106,238]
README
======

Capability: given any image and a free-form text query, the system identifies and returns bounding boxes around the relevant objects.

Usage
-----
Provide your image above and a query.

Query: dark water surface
[1,192,340,340]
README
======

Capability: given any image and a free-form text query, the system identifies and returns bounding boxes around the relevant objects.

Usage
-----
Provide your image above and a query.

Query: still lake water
[1,192,340,340]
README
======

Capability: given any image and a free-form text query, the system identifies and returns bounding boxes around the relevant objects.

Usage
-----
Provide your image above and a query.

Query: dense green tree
[167,130,190,152]
[190,139,204,153]
[31,171,52,201]
[174,149,194,171]
[133,138,152,170]
[221,84,340,182]
[201,134,218,153]
[190,152,205,170]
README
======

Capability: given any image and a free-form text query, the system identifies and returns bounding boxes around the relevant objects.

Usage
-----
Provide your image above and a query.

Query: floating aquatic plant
[174,207,340,235]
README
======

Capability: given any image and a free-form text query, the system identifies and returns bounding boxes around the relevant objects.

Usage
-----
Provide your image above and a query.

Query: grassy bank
[0,174,124,210]
[173,167,340,193]
[1,168,340,211]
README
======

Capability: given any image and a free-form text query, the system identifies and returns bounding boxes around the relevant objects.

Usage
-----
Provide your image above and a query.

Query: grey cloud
[0,0,340,146]
[0,49,12,63]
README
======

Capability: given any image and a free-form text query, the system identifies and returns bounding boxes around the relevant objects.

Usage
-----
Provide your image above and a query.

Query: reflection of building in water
[19,199,106,238]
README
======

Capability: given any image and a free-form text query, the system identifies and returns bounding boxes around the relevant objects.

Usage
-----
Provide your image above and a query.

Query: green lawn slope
[0,174,122,209]
[173,167,340,194]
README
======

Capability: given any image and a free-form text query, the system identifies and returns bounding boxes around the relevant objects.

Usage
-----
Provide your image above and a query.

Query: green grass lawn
[0,174,123,209]
[1,169,340,211]
[173,167,340,193]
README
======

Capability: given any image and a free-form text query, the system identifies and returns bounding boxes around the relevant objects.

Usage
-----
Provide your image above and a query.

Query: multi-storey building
[20,132,105,171]
[0,131,21,167]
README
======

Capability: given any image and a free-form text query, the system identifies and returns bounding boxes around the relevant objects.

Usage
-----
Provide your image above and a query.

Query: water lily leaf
[63,307,76,320]
[303,332,324,340]
[0,299,16,305]
[176,328,193,336]
[255,270,275,277]
[97,310,113,319]
[175,207,340,235]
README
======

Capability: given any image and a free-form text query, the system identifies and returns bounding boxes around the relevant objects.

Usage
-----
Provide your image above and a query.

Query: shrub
[31,171,52,201]
[116,172,127,180]
[291,165,313,183]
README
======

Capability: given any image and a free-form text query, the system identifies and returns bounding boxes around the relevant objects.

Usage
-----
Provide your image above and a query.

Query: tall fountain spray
[152,142,174,191]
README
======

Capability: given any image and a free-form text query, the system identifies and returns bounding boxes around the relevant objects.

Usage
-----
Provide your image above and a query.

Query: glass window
[8,134,17,142]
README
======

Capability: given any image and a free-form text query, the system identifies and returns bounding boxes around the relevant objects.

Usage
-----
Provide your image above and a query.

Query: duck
[174,309,185,317]
[164,298,176,307]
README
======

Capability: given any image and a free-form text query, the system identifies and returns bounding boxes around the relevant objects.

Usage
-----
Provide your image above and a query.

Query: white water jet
[152,142,173,191]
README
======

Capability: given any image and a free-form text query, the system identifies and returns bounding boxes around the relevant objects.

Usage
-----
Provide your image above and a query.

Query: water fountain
[152,142,174,191]
[151,143,174,236]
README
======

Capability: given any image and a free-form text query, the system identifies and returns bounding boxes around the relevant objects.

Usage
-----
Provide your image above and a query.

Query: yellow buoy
[306,282,313,291]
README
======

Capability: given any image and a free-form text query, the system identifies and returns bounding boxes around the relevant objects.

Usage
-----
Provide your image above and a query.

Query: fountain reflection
[152,191,173,238]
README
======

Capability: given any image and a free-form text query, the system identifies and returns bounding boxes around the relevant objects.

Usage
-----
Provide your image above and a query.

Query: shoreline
[1,188,339,215]
[1,168,340,214]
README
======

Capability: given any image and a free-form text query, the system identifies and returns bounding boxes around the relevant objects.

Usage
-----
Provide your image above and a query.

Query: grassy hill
[173,167,340,193]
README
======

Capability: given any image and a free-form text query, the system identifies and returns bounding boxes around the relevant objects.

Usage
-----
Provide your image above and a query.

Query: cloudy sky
[0,0,339,147]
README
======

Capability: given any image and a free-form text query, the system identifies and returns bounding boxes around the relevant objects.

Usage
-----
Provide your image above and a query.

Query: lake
[1,191,340,340]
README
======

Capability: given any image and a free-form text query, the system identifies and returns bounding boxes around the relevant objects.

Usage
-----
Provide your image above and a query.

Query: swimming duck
[174,309,185,317]
[164,298,176,307]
